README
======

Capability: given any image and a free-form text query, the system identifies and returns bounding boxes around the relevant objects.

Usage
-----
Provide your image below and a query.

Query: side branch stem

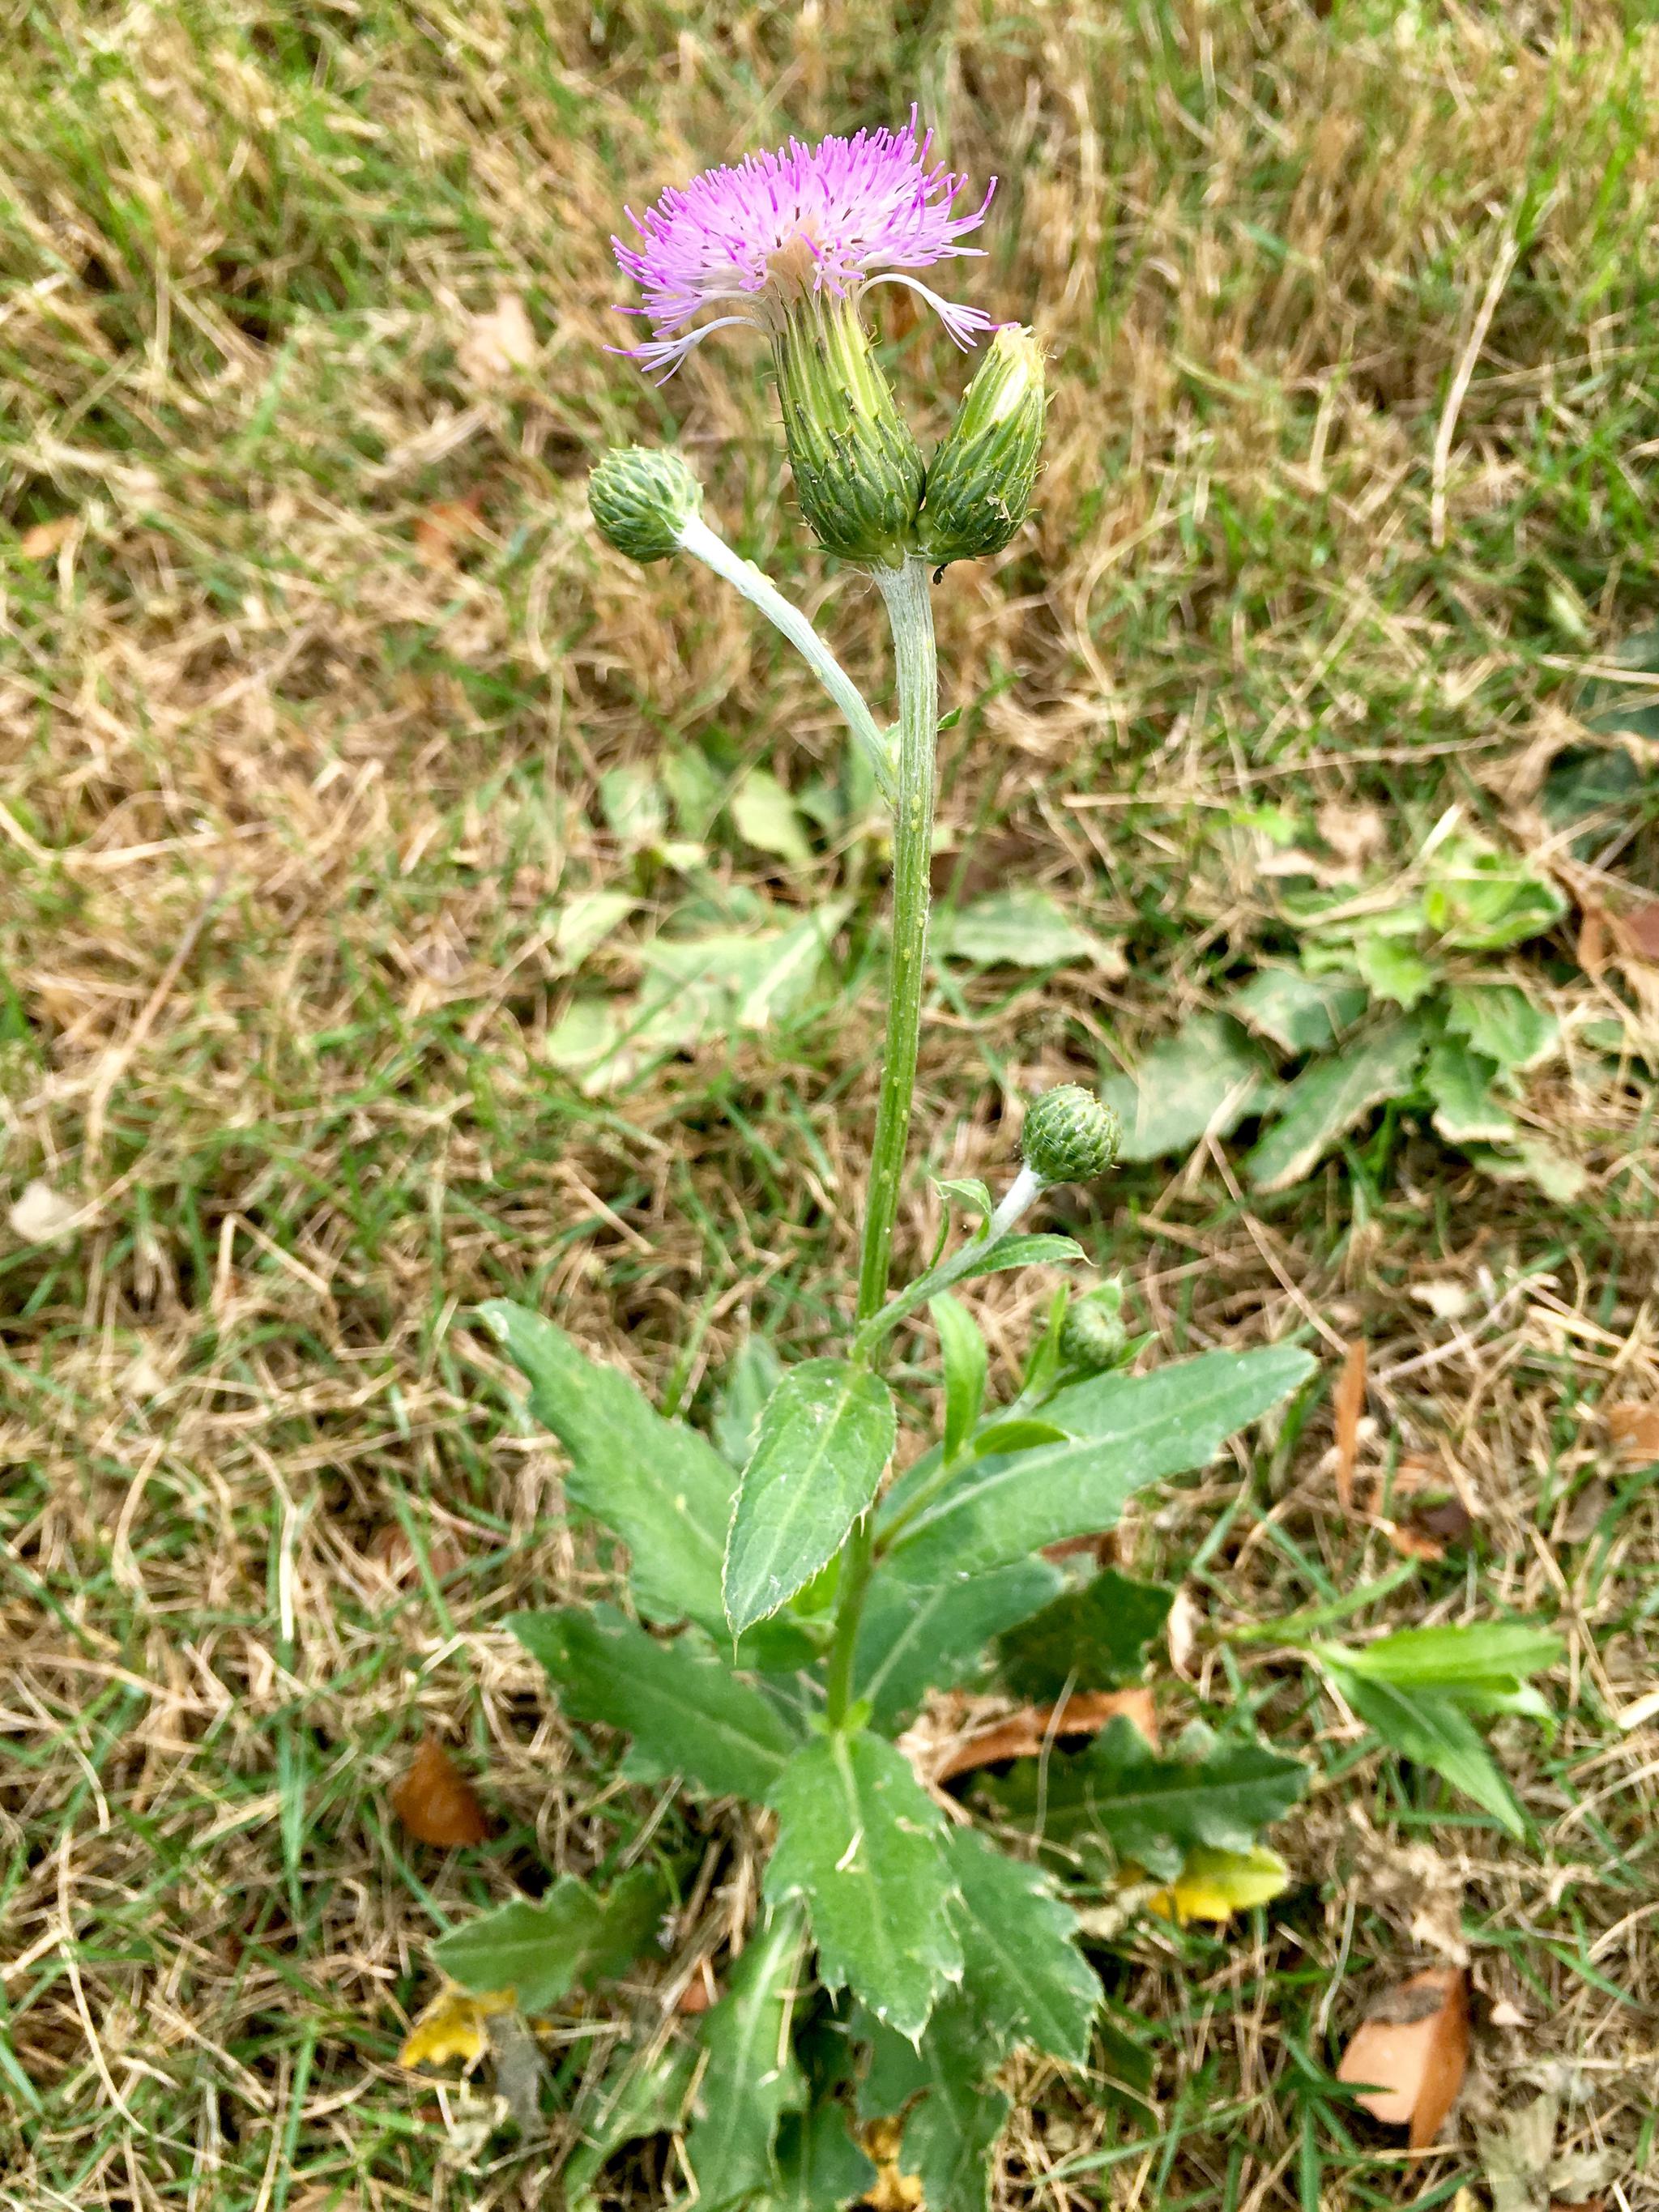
[823,556,937,1727]
[676,514,896,804]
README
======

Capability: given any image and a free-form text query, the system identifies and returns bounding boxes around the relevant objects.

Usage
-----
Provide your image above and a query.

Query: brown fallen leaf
[1385,1497,1475,1562]
[392,1737,491,1846]
[1337,1965,1469,2151]
[19,514,75,559]
[1614,901,1659,964]
[1606,1401,1659,1467]
[1042,1532,1118,1566]
[923,1687,1158,1787]
[1576,904,1610,978]
[674,1959,718,2015]
[1333,1338,1367,1514]
[412,491,485,569]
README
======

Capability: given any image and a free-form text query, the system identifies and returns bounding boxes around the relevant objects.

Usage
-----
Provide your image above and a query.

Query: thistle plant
[422,118,1559,2206]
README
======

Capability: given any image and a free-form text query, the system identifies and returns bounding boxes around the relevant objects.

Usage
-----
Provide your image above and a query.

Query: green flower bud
[920,326,1046,569]
[772,296,925,568]
[589,446,702,563]
[1060,1280,1130,1374]
[1021,1084,1120,1187]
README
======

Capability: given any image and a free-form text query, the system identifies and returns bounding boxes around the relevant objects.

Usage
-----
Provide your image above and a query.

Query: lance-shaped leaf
[945,1827,1100,2063]
[998,1716,1307,1881]
[890,1347,1314,1582]
[855,1558,1061,1733]
[766,1731,962,2039]
[931,1293,987,1464]
[433,1865,665,2014]
[511,1606,797,1800]
[685,1903,808,2206]
[480,1302,733,1629]
[1322,1665,1529,1838]
[724,1360,896,1634]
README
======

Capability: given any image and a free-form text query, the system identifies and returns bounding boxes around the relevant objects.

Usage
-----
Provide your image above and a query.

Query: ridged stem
[823,556,938,1727]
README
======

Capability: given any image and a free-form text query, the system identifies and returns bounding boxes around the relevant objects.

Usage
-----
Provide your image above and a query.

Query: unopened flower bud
[589,446,702,563]
[1060,1280,1130,1374]
[1021,1084,1120,1187]
[772,296,925,568]
[920,326,1046,569]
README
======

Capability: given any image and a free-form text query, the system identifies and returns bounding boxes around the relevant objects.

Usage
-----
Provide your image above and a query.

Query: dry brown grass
[3,1,1658,2206]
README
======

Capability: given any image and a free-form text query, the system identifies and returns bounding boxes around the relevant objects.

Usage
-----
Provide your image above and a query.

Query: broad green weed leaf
[511,1606,797,1799]
[768,2098,880,2210]
[685,1903,808,2206]
[1424,1036,1515,1143]
[766,1730,962,2038]
[932,887,1105,969]
[1243,1017,1427,1191]
[1324,1665,1527,1838]
[996,1569,1173,1703]
[891,1347,1314,1580]
[552,890,638,970]
[561,2044,697,2211]
[854,1558,1061,1733]
[724,1359,896,1634]
[945,1827,1100,2062]
[931,1294,987,1463]
[480,1303,732,1630]
[1000,1715,1307,1881]
[1422,837,1566,951]
[1354,931,1437,1010]
[1444,984,1559,1073]
[433,1866,663,2012]
[731,767,813,867]
[1469,1137,1589,1202]
[1230,967,1367,1055]
[1099,1013,1273,1162]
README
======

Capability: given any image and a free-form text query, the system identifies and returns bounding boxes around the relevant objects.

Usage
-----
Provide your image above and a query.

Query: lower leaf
[686,1903,810,2208]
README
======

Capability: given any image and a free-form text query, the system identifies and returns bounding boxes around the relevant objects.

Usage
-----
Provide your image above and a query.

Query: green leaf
[1444,983,1559,1074]
[685,1903,808,2207]
[766,1730,962,2038]
[480,1302,733,1630]
[433,1867,665,2013]
[890,1347,1314,1581]
[731,767,813,867]
[1000,1717,1307,1882]
[1422,836,1567,951]
[1469,1137,1589,1202]
[1324,1666,1527,1839]
[714,1336,786,1469]
[1243,1017,1427,1191]
[551,889,638,970]
[1353,931,1438,1010]
[1320,1622,1563,1694]
[1098,1013,1273,1162]
[562,2043,697,2212]
[1423,1036,1516,1143]
[510,1606,798,1800]
[945,1827,1100,2062]
[933,1175,993,1222]
[641,898,852,1031]
[767,2099,880,2211]
[931,1294,987,1463]
[864,1232,1083,1353]
[724,1360,897,1634]
[855,1559,1062,1733]
[1230,967,1368,1055]
[996,1569,1173,1703]
[933,887,1106,970]
[863,2005,1008,2212]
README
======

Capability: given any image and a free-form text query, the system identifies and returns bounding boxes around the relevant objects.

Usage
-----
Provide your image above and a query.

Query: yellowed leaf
[1147,1843,1291,1925]
[860,2116,924,2210]
[398,1984,513,2069]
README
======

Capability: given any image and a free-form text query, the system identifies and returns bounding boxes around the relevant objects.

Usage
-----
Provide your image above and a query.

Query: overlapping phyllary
[426,119,1559,2207]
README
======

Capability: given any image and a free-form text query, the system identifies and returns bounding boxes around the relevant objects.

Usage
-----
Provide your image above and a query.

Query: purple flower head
[613,111,996,378]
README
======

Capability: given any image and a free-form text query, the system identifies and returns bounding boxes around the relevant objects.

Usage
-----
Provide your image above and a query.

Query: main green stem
[823,556,937,1727]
